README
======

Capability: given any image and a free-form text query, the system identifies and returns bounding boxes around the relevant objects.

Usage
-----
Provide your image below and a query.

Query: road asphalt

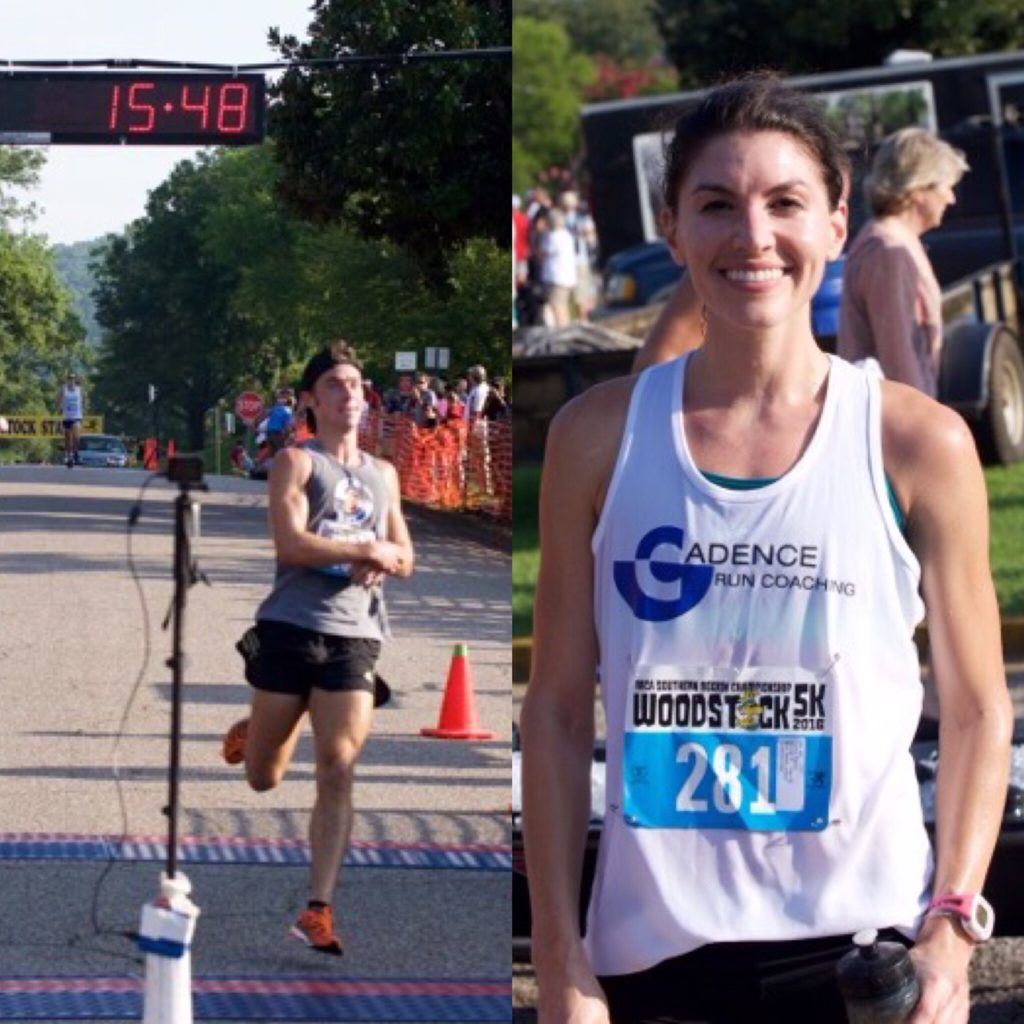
[0,466,512,1023]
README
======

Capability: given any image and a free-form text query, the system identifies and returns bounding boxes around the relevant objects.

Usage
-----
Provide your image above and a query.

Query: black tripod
[164,456,208,879]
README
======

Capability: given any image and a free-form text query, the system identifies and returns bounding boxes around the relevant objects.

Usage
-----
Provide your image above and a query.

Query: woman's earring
[699,304,708,344]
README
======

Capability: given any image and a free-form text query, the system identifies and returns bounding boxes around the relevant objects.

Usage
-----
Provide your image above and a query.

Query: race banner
[0,414,104,440]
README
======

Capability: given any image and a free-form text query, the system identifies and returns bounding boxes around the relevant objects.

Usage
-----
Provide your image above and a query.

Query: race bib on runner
[623,665,834,832]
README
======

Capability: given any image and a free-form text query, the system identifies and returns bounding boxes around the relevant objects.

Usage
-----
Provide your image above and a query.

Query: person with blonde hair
[839,127,969,396]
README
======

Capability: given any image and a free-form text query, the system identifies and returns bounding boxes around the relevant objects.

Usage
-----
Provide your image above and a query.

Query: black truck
[580,51,1024,463]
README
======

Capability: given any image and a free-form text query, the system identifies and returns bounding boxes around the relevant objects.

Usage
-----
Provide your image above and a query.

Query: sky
[0,0,315,244]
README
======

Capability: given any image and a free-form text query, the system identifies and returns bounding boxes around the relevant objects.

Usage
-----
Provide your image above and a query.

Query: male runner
[56,373,84,468]
[222,341,413,955]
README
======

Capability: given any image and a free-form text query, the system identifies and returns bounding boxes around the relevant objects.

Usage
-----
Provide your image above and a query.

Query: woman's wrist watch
[925,892,995,942]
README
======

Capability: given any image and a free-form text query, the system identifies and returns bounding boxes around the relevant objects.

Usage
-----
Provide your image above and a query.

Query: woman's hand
[536,958,610,1024]
[906,918,972,1024]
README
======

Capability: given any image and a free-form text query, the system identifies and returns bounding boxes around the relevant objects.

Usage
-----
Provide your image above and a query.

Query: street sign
[438,347,450,370]
[0,72,265,146]
[234,391,264,425]
[395,351,417,371]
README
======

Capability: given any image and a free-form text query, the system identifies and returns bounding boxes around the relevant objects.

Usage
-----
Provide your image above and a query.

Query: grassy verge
[512,462,1024,638]
[513,464,541,638]
[986,461,1024,616]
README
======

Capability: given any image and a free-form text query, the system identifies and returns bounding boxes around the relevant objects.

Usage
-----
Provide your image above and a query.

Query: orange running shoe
[290,905,343,956]
[221,718,249,765]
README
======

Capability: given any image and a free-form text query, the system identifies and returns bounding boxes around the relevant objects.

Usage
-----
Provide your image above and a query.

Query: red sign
[235,391,264,424]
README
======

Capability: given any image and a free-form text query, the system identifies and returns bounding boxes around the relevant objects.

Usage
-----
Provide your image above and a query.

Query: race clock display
[0,72,265,145]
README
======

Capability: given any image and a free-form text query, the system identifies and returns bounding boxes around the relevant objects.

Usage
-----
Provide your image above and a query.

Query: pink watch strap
[927,893,973,918]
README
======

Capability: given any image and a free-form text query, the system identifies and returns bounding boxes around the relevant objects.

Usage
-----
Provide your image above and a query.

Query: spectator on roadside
[482,378,509,421]
[513,194,530,288]
[445,382,465,423]
[540,208,578,328]
[432,378,449,421]
[463,366,490,425]
[363,379,382,411]
[265,387,296,454]
[411,372,438,428]
[383,388,403,414]
[839,128,969,397]
[559,190,599,322]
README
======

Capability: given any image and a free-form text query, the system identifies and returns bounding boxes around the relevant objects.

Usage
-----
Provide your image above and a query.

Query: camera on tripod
[167,455,204,486]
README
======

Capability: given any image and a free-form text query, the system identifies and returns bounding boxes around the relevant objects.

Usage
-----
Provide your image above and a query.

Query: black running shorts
[62,419,81,430]
[245,619,380,697]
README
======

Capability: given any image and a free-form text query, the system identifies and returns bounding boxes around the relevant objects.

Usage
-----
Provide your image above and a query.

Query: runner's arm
[381,460,414,577]
[268,447,405,573]
[631,272,703,373]
[521,389,626,1024]
[885,387,1013,1021]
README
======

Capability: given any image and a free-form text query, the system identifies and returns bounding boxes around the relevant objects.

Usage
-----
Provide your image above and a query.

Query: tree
[0,148,89,462]
[652,0,1024,88]
[268,0,511,282]
[516,0,663,64]
[92,156,260,449]
[512,17,595,192]
[0,147,46,223]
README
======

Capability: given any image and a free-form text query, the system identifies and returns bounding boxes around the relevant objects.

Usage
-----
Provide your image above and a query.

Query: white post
[140,872,200,1024]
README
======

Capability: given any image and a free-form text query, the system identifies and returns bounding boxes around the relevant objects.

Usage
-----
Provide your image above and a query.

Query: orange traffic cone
[421,643,495,740]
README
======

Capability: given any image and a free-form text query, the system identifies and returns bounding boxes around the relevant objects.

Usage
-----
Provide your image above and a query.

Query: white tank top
[586,353,933,977]
[62,386,83,419]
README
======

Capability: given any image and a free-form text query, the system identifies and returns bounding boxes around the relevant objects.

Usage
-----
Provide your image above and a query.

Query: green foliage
[268,0,511,283]
[0,236,89,462]
[986,461,1024,616]
[513,18,595,186]
[516,0,663,63]
[92,155,256,450]
[512,463,541,637]
[52,239,106,347]
[0,146,90,463]
[652,0,1024,88]
[0,147,45,223]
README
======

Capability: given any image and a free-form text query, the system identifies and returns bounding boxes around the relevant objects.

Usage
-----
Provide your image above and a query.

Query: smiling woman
[520,73,1012,1024]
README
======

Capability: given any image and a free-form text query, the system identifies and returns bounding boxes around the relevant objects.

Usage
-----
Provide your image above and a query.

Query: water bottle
[836,928,920,1023]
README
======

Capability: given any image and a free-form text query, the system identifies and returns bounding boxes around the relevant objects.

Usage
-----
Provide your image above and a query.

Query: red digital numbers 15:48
[107,81,251,135]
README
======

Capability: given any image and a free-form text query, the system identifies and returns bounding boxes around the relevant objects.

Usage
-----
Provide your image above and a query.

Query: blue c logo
[613,525,714,621]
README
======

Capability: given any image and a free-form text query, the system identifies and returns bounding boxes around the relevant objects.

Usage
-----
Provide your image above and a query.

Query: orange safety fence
[357,410,511,523]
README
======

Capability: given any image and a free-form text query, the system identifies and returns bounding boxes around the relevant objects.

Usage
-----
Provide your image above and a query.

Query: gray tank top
[256,443,390,639]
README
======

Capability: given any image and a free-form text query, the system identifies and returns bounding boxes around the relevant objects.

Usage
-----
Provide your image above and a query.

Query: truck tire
[976,328,1024,465]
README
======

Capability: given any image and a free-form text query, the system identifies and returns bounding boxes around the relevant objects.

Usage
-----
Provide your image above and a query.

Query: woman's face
[661,130,847,335]
[914,180,956,232]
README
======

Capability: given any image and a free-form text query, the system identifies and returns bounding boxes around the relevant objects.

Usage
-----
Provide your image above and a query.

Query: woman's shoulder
[846,221,922,284]
[880,380,978,504]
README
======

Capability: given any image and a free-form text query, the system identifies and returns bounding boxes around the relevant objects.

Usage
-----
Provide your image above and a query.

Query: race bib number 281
[623,665,833,832]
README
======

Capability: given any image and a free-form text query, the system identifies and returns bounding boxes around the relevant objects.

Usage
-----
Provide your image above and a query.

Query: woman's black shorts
[244,619,380,697]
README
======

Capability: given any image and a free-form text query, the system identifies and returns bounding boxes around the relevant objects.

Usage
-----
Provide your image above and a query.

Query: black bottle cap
[836,929,918,999]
